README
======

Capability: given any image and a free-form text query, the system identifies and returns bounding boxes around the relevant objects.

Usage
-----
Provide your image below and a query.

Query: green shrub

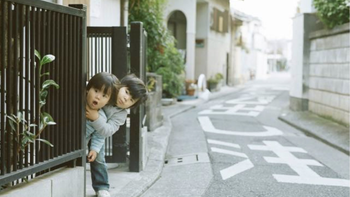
[129,0,185,97]
[313,0,350,29]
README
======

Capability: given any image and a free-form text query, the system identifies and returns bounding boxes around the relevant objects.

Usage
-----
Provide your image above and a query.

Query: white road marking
[211,147,248,158]
[273,175,350,187]
[198,104,264,116]
[264,157,323,166]
[220,159,254,180]
[225,96,275,105]
[248,141,350,187]
[207,139,241,149]
[198,116,283,137]
[249,145,307,153]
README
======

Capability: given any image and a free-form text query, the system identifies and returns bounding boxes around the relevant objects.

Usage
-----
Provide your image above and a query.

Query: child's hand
[86,106,99,121]
[87,150,97,162]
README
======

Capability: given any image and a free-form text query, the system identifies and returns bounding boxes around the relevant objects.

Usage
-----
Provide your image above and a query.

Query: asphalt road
[141,73,350,197]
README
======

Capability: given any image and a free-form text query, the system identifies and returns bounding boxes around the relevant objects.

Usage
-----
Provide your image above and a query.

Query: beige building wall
[206,0,230,82]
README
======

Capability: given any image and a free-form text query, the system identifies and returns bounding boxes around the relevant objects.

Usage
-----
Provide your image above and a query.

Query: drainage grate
[164,153,210,166]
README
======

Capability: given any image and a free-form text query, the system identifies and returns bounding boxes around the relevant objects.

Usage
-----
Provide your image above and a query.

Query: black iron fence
[0,0,86,186]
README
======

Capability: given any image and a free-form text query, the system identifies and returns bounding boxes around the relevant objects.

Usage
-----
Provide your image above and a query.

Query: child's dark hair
[86,72,119,105]
[120,73,148,109]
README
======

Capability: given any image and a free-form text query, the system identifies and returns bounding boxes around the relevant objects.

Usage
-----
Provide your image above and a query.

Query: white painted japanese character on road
[248,141,350,187]
[208,139,254,180]
[198,116,283,137]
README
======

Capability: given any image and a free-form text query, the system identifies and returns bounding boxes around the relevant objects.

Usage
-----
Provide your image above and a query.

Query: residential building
[164,0,231,84]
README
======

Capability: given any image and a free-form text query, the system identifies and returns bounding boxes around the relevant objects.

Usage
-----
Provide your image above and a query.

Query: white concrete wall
[290,14,305,99]
[1,167,85,197]
[308,23,350,126]
[298,0,316,13]
[290,13,323,107]
[164,0,197,80]
[206,0,230,81]
[255,51,268,79]
[195,2,209,80]
[90,0,120,26]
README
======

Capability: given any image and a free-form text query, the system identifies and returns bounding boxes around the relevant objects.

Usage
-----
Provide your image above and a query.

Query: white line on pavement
[211,147,248,158]
[207,139,241,149]
[220,159,254,180]
[198,116,283,137]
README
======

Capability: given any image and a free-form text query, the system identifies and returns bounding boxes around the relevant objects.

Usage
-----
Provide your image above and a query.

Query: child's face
[116,87,139,109]
[86,85,111,110]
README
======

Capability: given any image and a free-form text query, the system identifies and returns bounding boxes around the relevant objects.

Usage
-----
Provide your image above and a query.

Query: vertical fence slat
[18,3,24,169]
[55,12,60,157]
[0,0,6,175]
[13,2,19,172]
[51,10,56,159]
[40,7,46,163]
[30,5,35,167]
[24,4,29,168]
[59,13,64,156]
[68,14,72,152]
[35,7,40,164]
[64,13,68,154]
[94,35,97,75]
[47,9,53,159]
[77,15,82,150]
[6,1,13,174]
[73,16,77,150]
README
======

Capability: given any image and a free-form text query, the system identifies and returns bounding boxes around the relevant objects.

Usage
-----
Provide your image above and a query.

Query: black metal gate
[86,26,128,163]
[86,22,146,171]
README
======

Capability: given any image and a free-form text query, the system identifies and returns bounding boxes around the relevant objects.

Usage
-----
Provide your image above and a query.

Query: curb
[278,110,349,155]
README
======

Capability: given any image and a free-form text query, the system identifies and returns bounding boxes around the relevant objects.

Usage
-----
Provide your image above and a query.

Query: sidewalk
[86,86,242,197]
[86,84,349,196]
[278,109,349,155]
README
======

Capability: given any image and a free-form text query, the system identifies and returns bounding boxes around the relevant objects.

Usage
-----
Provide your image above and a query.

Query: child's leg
[90,143,109,192]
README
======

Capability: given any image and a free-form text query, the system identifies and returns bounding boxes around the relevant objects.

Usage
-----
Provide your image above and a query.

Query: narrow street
[141,73,350,197]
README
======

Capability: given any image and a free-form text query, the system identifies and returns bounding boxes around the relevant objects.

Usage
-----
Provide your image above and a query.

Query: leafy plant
[215,73,224,81]
[208,73,224,84]
[129,0,185,97]
[313,0,350,29]
[146,76,156,92]
[7,50,59,152]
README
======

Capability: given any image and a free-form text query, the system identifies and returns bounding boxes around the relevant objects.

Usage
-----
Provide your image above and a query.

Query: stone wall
[308,23,349,126]
[1,167,85,197]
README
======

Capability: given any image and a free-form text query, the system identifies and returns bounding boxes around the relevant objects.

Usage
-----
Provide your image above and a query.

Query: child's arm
[89,105,128,137]
[89,131,105,155]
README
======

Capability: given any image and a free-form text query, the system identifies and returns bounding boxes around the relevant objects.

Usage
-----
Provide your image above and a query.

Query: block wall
[308,23,349,126]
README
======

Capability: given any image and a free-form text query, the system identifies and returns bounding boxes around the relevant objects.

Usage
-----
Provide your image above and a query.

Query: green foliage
[7,50,58,152]
[313,0,350,29]
[129,0,185,97]
[208,73,224,84]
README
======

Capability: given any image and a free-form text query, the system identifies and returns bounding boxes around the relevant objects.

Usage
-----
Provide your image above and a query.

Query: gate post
[110,27,128,163]
[129,22,147,172]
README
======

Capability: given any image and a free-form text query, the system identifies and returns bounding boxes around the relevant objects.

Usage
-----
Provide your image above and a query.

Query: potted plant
[185,79,196,96]
[207,77,219,92]
[207,73,223,92]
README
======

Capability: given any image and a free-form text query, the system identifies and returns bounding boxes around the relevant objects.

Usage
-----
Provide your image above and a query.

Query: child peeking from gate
[85,72,148,197]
